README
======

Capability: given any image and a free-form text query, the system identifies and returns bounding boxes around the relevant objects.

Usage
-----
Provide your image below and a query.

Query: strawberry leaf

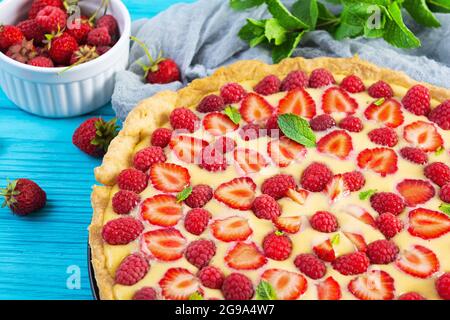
[256,280,277,300]
[277,113,316,147]
[224,106,241,124]
[176,186,193,203]
[439,203,450,215]
[359,189,377,200]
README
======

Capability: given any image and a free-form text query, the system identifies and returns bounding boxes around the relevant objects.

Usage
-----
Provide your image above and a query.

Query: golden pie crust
[89,56,450,300]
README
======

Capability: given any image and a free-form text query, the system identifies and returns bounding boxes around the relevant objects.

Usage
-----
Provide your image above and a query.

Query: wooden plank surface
[0,0,194,300]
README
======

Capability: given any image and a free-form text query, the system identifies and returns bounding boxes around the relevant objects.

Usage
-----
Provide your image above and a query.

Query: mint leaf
[292,0,319,29]
[427,0,450,13]
[331,233,341,246]
[335,2,374,40]
[404,0,441,27]
[374,98,386,106]
[239,19,265,42]
[224,106,242,124]
[435,146,445,156]
[230,0,265,11]
[265,18,287,45]
[256,281,277,300]
[272,31,304,63]
[383,2,421,48]
[250,35,267,47]
[277,113,316,147]
[265,0,309,29]
[316,2,339,31]
[359,189,377,200]
[439,203,450,215]
[176,186,192,203]
[189,292,204,300]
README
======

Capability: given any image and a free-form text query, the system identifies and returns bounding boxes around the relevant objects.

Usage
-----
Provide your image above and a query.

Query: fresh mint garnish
[256,280,277,300]
[374,98,386,106]
[359,189,377,200]
[224,105,242,125]
[176,186,193,203]
[439,203,450,215]
[189,292,204,300]
[277,113,316,148]
[331,233,340,246]
[435,146,445,156]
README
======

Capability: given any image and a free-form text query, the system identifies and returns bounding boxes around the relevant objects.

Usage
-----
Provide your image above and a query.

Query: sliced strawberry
[313,238,336,262]
[225,242,267,270]
[149,163,190,193]
[240,93,274,125]
[214,177,256,210]
[317,276,341,300]
[268,136,306,168]
[274,215,302,234]
[364,98,404,128]
[403,121,443,152]
[169,135,209,164]
[286,188,309,205]
[159,268,200,300]
[325,174,350,203]
[142,228,186,261]
[344,205,377,228]
[357,148,398,177]
[261,269,307,300]
[408,208,450,240]
[343,232,367,252]
[141,194,182,227]
[395,245,440,279]
[234,148,268,175]
[211,216,253,242]
[317,130,353,160]
[203,112,239,136]
[322,87,359,114]
[348,270,395,300]
[396,179,435,207]
[277,88,316,119]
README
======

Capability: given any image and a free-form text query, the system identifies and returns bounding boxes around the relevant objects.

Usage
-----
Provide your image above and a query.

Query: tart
[90,56,450,300]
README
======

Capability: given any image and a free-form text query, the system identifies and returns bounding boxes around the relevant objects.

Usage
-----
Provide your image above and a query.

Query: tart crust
[89,56,450,300]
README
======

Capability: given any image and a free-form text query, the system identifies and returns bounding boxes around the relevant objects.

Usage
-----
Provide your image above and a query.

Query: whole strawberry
[1,179,47,215]
[131,36,180,84]
[72,117,119,157]
[0,25,24,51]
[49,33,78,65]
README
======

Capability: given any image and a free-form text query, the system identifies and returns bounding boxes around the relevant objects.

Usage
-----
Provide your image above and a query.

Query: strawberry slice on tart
[395,245,440,279]
[396,179,435,207]
[169,135,209,164]
[348,270,395,300]
[274,215,302,234]
[225,242,267,270]
[322,87,359,115]
[142,228,187,261]
[214,177,256,210]
[364,98,404,128]
[159,268,200,300]
[317,130,353,160]
[277,88,316,119]
[203,112,239,136]
[357,148,398,176]
[325,174,350,203]
[261,269,308,300]
[240,93,274,125]
[403,121,443,152]
[149,163,190,193]
[211,216,253,242]
[234,148,268,175]
[313,238,336,262]
[141,194,183,227]
[344,205,377,228]
[268,136,306,168]
[408,208,450,239]
[286,188,309,205]
[316,276,341,300]
[343,232,368,252]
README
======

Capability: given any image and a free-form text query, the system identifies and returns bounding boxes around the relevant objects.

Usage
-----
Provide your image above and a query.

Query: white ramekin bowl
[0,0,131,118]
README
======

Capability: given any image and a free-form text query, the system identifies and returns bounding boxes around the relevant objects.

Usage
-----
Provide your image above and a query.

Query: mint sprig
[439,203,450,215]
[224,105,242,124]
[189,292,204,300]
[176,186,193,203]
[256,280,277,300]
[359,189,377,200]
[277,113,316,148]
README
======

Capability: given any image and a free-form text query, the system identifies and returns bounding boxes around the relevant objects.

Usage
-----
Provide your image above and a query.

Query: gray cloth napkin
[112,0,450,120]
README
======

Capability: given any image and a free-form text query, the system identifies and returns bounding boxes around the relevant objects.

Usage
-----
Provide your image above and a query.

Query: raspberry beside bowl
[0,0,131,118]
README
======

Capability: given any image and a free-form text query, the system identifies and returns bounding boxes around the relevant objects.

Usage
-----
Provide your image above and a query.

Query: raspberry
[402,85,431,116]
[309,114,336,131]
[436,273,450,300]
[262,231,292,261]
[133,146,166,172]
[198,266,224,289]
[197,94,225,113]
[424,162,450,187]
[439,183,450,203]
[368,81,394,99]
[112,190,140,215]
[340,75,365,93]
[368,127,398,147]
[184,208,211,235]
[398,292,426,300]
[170,107,199,133]
[199,146,228,172]
[261,174,296,200]
[28,0,64,19]
[343,171,365,191]
[280,70,308,91]
[101,217,144,245]
[87,27,111,47]
[294,254,326,279]
[400,147,428,165]
[300,162,333,192]
[214,137,236,154]
[366,239,399,264]
[0,25,24,51]
[254,75,281,95]
[115,253,149,286]
[28,56,54,67]
[332,252,370,275]
[251,194,281,220]
[185,185,213,208]
[239,123,262,141]
[339,115,363,132]
[310,211,339,233]
[376,213,404,239]
[35,6,67,33]
[428,100,450,130]
[133,287,157,300]
[370,192,405,215]
[220,83,247,104]
[151,128,172,148]
[266,115,283,137]
[117,168,148,193]
[185,239,216,269]
[308,68,335,88]
[17,19,45,45]
[222,273,254,300]
[96,15,119,38]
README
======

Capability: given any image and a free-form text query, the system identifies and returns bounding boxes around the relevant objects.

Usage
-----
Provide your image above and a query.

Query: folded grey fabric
[112,0,450,120]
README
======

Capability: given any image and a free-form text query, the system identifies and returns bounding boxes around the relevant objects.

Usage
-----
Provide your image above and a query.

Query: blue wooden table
[0,0,194,300]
